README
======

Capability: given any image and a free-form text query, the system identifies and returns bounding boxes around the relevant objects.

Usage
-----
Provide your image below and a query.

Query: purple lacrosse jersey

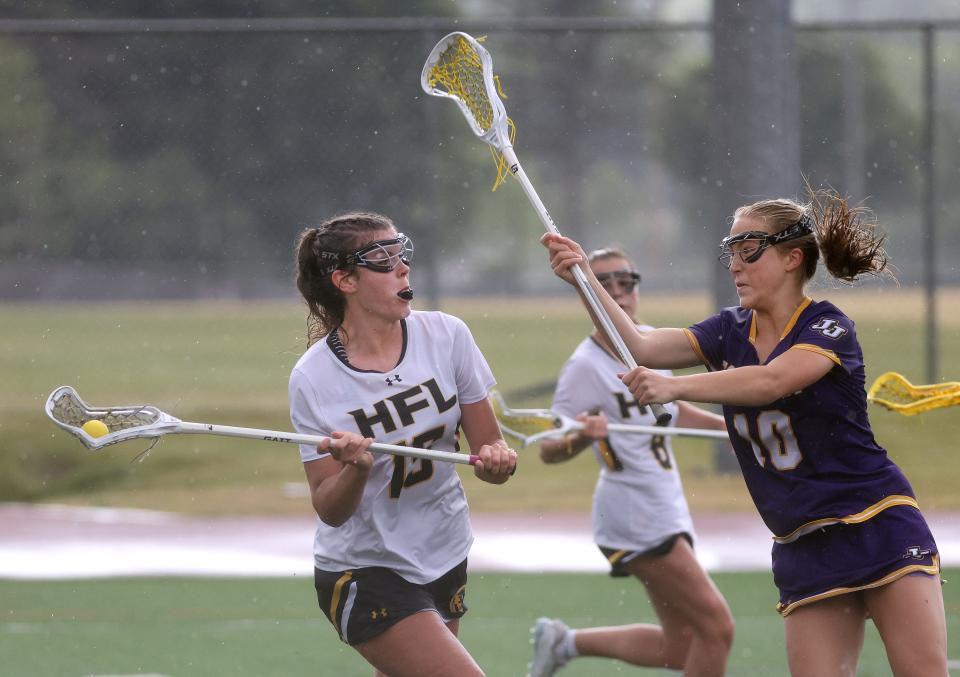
[684,298,916,542]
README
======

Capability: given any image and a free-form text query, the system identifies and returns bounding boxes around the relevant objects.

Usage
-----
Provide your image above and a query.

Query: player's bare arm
[460,397,517,483]
[304,431,373,527]
[675,401,728,431]
[539,412,607,464]
[541,233,700,370]
[622,348,837,407]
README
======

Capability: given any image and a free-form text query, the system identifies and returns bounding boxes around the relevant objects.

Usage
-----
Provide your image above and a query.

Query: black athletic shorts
[314,559,468,646]
[599,532,693,577]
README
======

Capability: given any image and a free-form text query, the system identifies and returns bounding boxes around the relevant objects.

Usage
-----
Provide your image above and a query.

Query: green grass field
[2,290,959,514]
[2,292,960,676]
[4,569,960,676]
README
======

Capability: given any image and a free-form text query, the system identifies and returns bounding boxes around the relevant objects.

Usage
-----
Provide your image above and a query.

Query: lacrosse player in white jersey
[289,211,517,677]
[529,247,733,677]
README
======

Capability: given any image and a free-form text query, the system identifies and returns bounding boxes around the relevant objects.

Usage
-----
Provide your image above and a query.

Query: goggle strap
[769,215,814,245]
[719,215,814,253]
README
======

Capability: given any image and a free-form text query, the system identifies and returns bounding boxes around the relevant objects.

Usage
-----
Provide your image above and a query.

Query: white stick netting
[421,31,516,189]
[45,386,175,450]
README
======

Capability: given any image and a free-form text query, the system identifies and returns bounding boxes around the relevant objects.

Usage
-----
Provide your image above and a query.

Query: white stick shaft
[171,422,478,465]
[526,422,728,445]
[605,423,729,440]
[504,150,634,364]
[501,146,561,234]
[501,145,669,424]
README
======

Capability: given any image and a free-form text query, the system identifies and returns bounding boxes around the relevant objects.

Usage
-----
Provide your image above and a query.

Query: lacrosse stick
[45,385,479,465]
[421,32,671,426]
[867,372,960,416]
[491,391,727,448]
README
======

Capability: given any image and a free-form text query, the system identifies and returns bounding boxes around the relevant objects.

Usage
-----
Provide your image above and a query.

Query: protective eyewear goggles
[342,233,414,273]
[596,269,642,293]
[717,216,813,269]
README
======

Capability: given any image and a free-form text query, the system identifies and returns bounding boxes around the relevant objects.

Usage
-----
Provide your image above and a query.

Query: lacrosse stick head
[421,32,517,189]
[45,385,180,450]
[490,390,568,448]
[421,32,511,148]
[867,372,960,416]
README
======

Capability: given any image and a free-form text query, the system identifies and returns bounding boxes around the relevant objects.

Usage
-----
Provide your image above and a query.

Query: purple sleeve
[685,313,726,372]
[792,312,862,375]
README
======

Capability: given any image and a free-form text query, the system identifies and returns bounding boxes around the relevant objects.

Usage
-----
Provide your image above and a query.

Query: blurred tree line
[1,1,957,298]
[1,1,472,275]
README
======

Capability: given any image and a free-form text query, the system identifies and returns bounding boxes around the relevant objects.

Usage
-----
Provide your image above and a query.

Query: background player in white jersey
[529,247,733,677]
[289,211,517,677]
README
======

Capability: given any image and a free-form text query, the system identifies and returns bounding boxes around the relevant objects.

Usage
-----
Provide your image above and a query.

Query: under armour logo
[905,546,932,560]
[370,608,389,620]
[385,374,402,386]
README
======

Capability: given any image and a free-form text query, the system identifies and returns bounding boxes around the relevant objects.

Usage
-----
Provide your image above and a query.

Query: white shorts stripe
[340,582,357,643]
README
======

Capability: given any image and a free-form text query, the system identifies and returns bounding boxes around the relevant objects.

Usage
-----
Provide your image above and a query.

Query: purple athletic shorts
[772,505,939,616]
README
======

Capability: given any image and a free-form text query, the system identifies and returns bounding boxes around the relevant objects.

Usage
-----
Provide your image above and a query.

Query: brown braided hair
[294,211,396,344]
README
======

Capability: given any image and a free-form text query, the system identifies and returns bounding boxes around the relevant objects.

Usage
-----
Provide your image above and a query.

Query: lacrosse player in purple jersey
[542,188,947,677]
[529,246,733,677]
[289,211,517,677]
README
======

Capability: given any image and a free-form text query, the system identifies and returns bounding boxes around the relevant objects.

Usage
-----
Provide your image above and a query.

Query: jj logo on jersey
[810,318,847,339]
[385,374,402,386]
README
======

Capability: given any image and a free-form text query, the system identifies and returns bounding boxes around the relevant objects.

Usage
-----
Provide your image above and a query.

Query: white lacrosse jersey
[552,330,694,552]
[289,310,496,584]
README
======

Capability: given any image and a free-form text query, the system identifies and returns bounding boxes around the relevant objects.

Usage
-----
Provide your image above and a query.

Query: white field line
[2,504,959,579]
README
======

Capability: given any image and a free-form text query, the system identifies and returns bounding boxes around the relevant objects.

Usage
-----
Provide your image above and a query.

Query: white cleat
[528,617,570,677]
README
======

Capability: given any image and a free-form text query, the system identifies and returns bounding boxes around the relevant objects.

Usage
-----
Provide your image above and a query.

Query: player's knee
[716,614,736,650]
[712,610,736,648]
[696,601,735,650]
[887,645,947,677]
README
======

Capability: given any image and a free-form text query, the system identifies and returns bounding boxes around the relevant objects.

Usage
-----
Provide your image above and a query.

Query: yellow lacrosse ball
[81,419,110,438]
